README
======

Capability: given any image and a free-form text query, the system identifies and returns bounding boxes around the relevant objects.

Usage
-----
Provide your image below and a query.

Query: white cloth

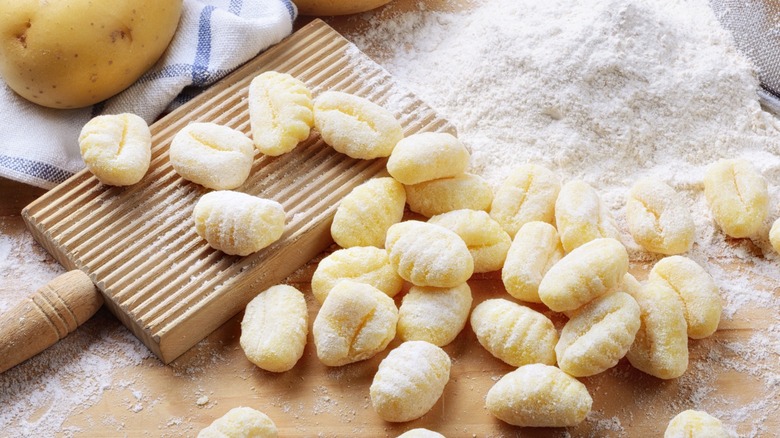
[0,0,296,189]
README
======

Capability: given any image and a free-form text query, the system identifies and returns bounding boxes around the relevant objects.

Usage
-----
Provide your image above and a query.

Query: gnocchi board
[21,19,455,364]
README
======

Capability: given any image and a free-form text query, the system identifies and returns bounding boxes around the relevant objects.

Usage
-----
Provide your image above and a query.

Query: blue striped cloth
[0,0,296,189]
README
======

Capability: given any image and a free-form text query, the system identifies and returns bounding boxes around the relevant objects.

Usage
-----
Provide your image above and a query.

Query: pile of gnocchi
[76,70,777,437]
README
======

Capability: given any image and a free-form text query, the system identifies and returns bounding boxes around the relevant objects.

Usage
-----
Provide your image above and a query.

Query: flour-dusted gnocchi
[240,285,307,372]
[193,191,286,256]
[313,91,404,159]
[370,341,451,422]
[197,407,277,438]
[78,113,152,186]
[556,292,641,377]
[428,209,511,273]
[396,429,445,438]
[470,298,558,367]
[386,132,470,185]
[248,71,313,156]
[502,221,564,303]
[397,283,472,347]
[331,177,406,248]
[626,178,695,255]
[311,246,404,303]
[405,173,493,218]
[386,221,474,287]
[486,364,592,427]
[664,410,731,438]
[555,179,621,252]
[489,164,561,237]
[538,238,629,312]
[704,158,769,238]
[170,122,255,190]
[771,218,780,253]
[312,280,398,366]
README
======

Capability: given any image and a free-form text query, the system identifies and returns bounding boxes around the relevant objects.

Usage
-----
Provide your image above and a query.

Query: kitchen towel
[0,0,297,189]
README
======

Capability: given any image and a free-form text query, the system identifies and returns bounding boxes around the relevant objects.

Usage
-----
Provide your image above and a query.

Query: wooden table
[2,1,779,437]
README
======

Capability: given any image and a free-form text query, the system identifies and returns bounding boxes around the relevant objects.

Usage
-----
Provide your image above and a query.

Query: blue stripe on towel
[0,155,73,184]
[228,0,243,15]
[193,6,216,86]
[281,0,295,19]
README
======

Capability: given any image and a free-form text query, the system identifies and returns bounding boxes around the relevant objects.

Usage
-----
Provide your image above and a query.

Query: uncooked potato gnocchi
[405,173,493,217]
[249,71,313,156]
[197,406,277,438]
[397,283,472,347]
[386,132,470,185]
[193,191,286,256]
[489,164,561,237]
[626,178,695,255]
[704,158,769,238]
[664,410,730,438]
[311,246,404,303]
[370,341,451,422]
[396,429,445,438]
[331,177,406,248]
[555,179,621,252]
[78,113,152,186]
[502,221,564,303]
[428,209,511,273]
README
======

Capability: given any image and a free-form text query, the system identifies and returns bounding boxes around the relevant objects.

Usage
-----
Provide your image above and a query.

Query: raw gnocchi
[312,280,398,366]
[385,221,474,288]
[489,164,561,237]
[311,246,404,304]
[664,410,730,438]
[555,179,621,252]
[240,285,308,373]
[502,221,564,303]
[78,113,152,186]
[486,364,592,427]
[396,429,445,438]
[626,178,695,255]
[313,91,404,159]
[771,217,780,253]
[248,71,313,156]
[405,173,493,218]
[704,158,769,238]
[386,132,470,185]
[331,177,406,248]
[197,407,277,438]
[397,283,472,347]
[370,341,451,422]
[428,209,511,273]
[192,191,286,256]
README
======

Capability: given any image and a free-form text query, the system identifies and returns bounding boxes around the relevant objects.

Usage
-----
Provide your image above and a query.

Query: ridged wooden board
[22,19,455,364]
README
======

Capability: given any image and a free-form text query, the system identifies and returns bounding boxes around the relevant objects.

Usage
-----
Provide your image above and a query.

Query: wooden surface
[1,1,779,437]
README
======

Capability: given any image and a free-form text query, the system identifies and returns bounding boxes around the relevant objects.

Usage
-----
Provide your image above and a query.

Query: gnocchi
[240,285,308,373]
[555,179,621,252]
[397,283,472,347]
[331,177,406,248]
[538,238,629,312]
[78,113,152,186]
[248,71,313,156]
[704,158,769,238]
[555,292,641,377]
[313,91,404,159]
[197,407,277,438]
[428,209,511,273]
[664,410,730,438]
[193,191,286,256]
[405,173,493,218]
[386,132,470,185]
[626,178,695,255]
[486,364,592,427]
[386,221,474,287]
[470,298,558,367]
[312,280,398,366]
[502,221,564,303]
[311,246,404,304]
[170,122,255,190]
[370,341,451,422]
[489,164,561,237]
[771,217,780,254]
[396,429,445,438]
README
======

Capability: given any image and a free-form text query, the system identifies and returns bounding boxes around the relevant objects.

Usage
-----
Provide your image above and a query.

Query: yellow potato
[0,0,182,108]
[294,0,392,16]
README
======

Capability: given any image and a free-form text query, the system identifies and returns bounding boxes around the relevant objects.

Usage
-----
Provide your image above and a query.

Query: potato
[0,0,182,109]
[293,0,392,16]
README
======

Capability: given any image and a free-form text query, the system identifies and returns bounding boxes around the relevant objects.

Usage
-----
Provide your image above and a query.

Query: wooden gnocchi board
[21,19,455,364]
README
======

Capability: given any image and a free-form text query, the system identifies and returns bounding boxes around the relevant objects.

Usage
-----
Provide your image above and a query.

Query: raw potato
[197,406,277,438]
[294,0,392,16]
[0,0,182,108]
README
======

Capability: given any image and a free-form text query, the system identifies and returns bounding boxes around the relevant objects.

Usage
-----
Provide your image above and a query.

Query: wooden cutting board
[21,19,455,364]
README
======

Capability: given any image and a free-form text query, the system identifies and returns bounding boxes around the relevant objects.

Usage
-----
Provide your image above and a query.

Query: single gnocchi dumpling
[771,218,780,254]
[312,280,398,366]
[170,122,255,190]
[313,91,404,159]
[502,221,564,303]
[428,209,511,273]
[386,132,470,185]
[486,364,592,427]
[370,341,451,422]
[489,164,561,237]
[240,285,308,372]
[626,178,695,255]
[704,158,769,238]
[664,410,730,438]
[385,221,474,288]
[396,429,445,438]
[248,71,313,156]
[311,246,404,304]
[331,177,406,248]
[470,298,558,367]
[397,283,473,347]
[197,406,277,438]
[78,113,152,186]
[405,173,493,218]
[555,179,621,252]
[193,191,286,256]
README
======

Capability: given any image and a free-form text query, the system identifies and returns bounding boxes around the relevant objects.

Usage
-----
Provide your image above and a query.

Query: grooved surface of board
[22,19,455,364]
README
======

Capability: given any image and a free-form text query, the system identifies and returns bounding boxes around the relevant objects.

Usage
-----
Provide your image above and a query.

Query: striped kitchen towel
[0,0,296,189]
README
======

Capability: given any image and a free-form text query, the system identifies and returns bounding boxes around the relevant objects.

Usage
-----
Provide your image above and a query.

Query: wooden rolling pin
[0,271,103,373]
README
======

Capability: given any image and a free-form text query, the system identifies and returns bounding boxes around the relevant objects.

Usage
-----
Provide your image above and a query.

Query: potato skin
[0,0,182,109]
[293,0,391,16]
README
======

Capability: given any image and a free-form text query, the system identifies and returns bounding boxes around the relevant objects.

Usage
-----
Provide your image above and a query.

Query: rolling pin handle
[0,270,103,374]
